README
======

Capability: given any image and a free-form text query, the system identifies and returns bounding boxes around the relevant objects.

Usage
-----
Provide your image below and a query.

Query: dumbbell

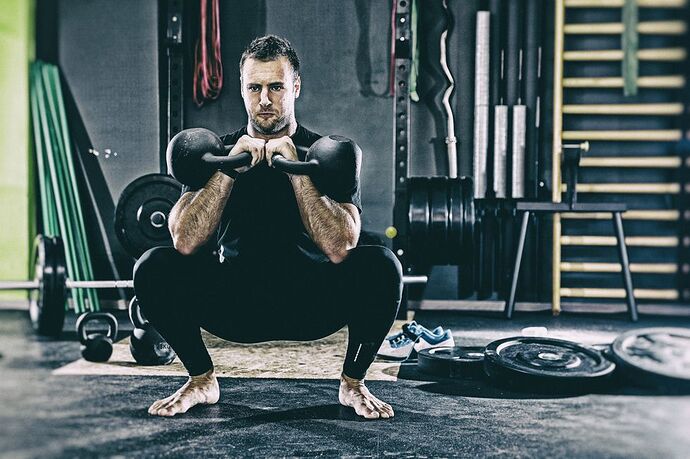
[166,127,361,197]
[128,297,177,366]
[76,312,118,362]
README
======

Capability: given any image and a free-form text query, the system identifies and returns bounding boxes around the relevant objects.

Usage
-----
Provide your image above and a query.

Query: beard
[250,112,289,135]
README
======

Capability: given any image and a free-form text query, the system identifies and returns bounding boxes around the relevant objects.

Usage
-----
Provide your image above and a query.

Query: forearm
[169,171,234,254]
[289,175,358,263]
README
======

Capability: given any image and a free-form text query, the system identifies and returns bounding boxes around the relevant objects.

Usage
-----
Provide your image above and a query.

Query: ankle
[341,373,364,387]
[190,368,216,382]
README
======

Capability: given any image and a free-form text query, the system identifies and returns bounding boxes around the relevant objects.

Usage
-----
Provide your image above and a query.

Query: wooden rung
[563,103,684,115]
[561,262,678,273]
[563,104,683,115]
[562,130,682,141]
[579,156,682,167]
[564,48,686,61]
[563,76,685,88]
[560,288,679,300]
[562,210,680,220]
[638,21,688,34]
[561,235,679,247]
[566,0,686,7]
[561,183,680,193]
[564,21,687,35]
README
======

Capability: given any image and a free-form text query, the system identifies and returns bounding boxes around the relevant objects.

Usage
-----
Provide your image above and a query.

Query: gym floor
[2,307,689,458]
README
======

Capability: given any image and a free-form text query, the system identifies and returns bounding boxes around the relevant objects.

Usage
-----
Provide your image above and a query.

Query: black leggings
[133,245,403,379]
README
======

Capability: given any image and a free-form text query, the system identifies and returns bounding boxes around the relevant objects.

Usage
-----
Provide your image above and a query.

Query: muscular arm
[168,171,234,255]
[289,174,360,264]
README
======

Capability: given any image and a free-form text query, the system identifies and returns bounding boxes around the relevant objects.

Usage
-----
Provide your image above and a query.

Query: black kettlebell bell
[128,297,177,366]
[76,312,118,362]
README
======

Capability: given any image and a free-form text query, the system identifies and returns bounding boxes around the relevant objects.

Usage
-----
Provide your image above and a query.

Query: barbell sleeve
[402,275,428,284]
[66,280,134,289]
[0,281,40,290]
[0,279,135,290]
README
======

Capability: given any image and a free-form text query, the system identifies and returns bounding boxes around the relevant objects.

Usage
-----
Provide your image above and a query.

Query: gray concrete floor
[1,308,689,458]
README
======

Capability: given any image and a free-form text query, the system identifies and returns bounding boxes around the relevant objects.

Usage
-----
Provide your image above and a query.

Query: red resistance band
[193,0,223,107]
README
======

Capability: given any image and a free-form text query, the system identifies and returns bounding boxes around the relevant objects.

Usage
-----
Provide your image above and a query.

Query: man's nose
[259,88,272,107]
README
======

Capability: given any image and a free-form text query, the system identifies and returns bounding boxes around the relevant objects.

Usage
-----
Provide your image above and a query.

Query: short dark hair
[239,35,300,80]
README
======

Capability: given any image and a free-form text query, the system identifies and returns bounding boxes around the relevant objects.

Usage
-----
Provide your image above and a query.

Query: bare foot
[338,373,394,419]
[148,369,220,417]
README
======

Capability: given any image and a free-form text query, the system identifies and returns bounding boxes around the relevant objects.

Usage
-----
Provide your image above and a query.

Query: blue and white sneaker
[377,321,455,361]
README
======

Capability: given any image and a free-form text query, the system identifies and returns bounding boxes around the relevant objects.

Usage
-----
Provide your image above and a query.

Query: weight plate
[418,346,486,379]
[115,174,182,258]
[429,177,449,265]
[484,336,616,392]
[447,178,463,265]
[610,327,690,392]
[29,235,66,337]
[458,177,475,298]
[408,177,430,265]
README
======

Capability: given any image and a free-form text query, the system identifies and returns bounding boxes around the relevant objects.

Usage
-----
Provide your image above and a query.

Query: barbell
[0,235,134,337]
[166,127,361,198]
[2,234,428,337]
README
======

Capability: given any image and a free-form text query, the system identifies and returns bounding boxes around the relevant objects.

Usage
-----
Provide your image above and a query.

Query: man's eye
[248,86,260,92]
[271,86,283,91]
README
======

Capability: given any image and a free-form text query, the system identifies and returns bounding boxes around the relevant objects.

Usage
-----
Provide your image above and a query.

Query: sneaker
[377,321,453,361]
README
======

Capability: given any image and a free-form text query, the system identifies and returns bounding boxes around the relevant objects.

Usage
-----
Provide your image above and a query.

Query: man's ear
[294,75,301,99]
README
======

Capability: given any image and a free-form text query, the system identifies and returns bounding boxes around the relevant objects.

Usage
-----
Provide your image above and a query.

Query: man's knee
[133,246,179,286]
[132,247,186,317]
[348,245,403,289]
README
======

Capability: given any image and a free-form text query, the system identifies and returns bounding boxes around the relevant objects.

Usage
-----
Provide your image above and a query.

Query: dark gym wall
[58,0,161,196]
[44,0,551,302]
[184,0,395,235]
[46,0,161,283]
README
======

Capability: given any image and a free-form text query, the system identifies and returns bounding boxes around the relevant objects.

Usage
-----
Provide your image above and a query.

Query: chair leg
[505,211,531,319]
[613,212,638,322]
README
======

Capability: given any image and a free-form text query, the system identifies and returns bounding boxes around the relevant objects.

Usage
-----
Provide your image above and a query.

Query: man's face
[241,56,300,135]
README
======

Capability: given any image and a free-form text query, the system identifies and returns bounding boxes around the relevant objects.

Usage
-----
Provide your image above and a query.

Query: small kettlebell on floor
[76,312,118,362]
[128,296,177,366]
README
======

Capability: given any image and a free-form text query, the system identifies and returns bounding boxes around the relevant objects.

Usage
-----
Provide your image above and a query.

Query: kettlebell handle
[76,312,118,343]
[128,296,148,329]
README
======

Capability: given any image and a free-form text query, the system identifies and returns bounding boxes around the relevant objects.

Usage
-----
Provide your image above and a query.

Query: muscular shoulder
[293,124,322,149]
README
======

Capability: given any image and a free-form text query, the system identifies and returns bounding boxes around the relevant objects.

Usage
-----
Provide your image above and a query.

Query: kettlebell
[76,312,118,362]
[128,296,177,366]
